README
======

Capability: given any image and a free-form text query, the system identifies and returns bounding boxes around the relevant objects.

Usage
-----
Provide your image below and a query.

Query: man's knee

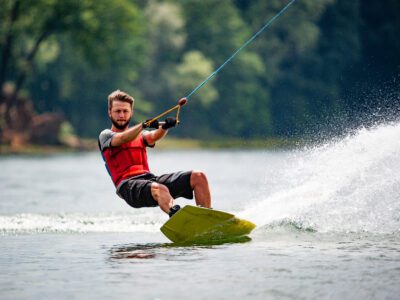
[190,170,208,187]
[151,182,169,199]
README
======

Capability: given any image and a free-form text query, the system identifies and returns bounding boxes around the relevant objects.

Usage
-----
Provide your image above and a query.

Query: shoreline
[0,137,299,155]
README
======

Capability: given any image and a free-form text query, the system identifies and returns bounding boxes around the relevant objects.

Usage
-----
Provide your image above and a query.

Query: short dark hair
[108,90,134,110]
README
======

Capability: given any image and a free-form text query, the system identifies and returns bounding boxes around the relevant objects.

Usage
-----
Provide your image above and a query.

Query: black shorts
[118,171,194,208]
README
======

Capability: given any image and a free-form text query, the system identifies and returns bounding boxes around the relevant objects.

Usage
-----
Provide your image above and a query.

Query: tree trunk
[0,0,20,96]
[12,31,51,100]
[5,31,51,126]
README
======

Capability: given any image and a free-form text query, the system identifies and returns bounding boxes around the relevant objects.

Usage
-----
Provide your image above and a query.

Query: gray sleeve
[98,129,115,151]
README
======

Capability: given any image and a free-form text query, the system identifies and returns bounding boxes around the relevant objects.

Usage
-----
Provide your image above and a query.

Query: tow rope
[144,0,297,127]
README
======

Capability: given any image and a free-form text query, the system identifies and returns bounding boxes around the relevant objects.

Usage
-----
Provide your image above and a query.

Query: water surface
[1,123,400,299]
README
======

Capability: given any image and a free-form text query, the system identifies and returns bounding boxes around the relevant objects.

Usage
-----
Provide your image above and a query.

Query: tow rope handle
[143,97,187,127]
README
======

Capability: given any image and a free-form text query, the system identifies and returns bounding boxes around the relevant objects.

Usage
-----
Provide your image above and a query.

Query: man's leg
[151,170,211,213]
[151,182,175,213]
[190,171,211,208]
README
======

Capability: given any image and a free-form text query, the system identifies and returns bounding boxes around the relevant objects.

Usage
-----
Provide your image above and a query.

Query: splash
[239,122,400,234]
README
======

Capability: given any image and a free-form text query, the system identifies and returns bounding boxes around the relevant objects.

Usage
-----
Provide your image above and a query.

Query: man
[98,90,211,217]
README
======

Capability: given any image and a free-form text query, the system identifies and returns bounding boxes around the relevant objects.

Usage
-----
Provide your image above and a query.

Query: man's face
[109,100,133,130]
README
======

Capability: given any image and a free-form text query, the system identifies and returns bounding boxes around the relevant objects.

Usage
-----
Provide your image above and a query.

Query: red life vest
[102,135,150,187]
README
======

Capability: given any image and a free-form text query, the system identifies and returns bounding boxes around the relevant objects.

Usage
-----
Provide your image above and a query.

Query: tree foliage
[1,0,399,141]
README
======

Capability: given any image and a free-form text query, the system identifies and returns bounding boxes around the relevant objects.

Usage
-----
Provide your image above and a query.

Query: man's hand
[143,117,176,145]
[162,117,177,130]
[142,119,159,129]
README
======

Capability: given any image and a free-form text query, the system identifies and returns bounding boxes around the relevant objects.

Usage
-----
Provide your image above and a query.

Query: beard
[110,116,131,130]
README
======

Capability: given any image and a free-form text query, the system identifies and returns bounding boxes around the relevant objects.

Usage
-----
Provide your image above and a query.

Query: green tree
[244,0,334,135]
[182,0,271,138]
[309,0,362,131]
[136,0,186,111]
[166,50,218,137]
[0,0,147,137]
[341,0,400,118]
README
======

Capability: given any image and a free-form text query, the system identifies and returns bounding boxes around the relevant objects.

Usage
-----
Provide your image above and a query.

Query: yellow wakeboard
[160,205,256,244]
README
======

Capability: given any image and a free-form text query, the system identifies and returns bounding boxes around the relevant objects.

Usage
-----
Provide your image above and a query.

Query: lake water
[1,122,400,299]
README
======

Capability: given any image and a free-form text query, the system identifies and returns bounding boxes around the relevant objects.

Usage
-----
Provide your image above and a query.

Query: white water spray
[239,122,400,234]
[0,211,165,234]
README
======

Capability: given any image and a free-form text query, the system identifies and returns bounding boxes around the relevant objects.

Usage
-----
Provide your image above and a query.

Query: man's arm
[143,127,168,146]
[110,123,144,147]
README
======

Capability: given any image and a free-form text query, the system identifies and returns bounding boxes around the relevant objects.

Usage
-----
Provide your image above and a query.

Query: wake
[239,122,400,234]
[0,211,164,235]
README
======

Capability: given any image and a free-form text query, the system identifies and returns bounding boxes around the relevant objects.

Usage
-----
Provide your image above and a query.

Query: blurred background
[0,0,399,151]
